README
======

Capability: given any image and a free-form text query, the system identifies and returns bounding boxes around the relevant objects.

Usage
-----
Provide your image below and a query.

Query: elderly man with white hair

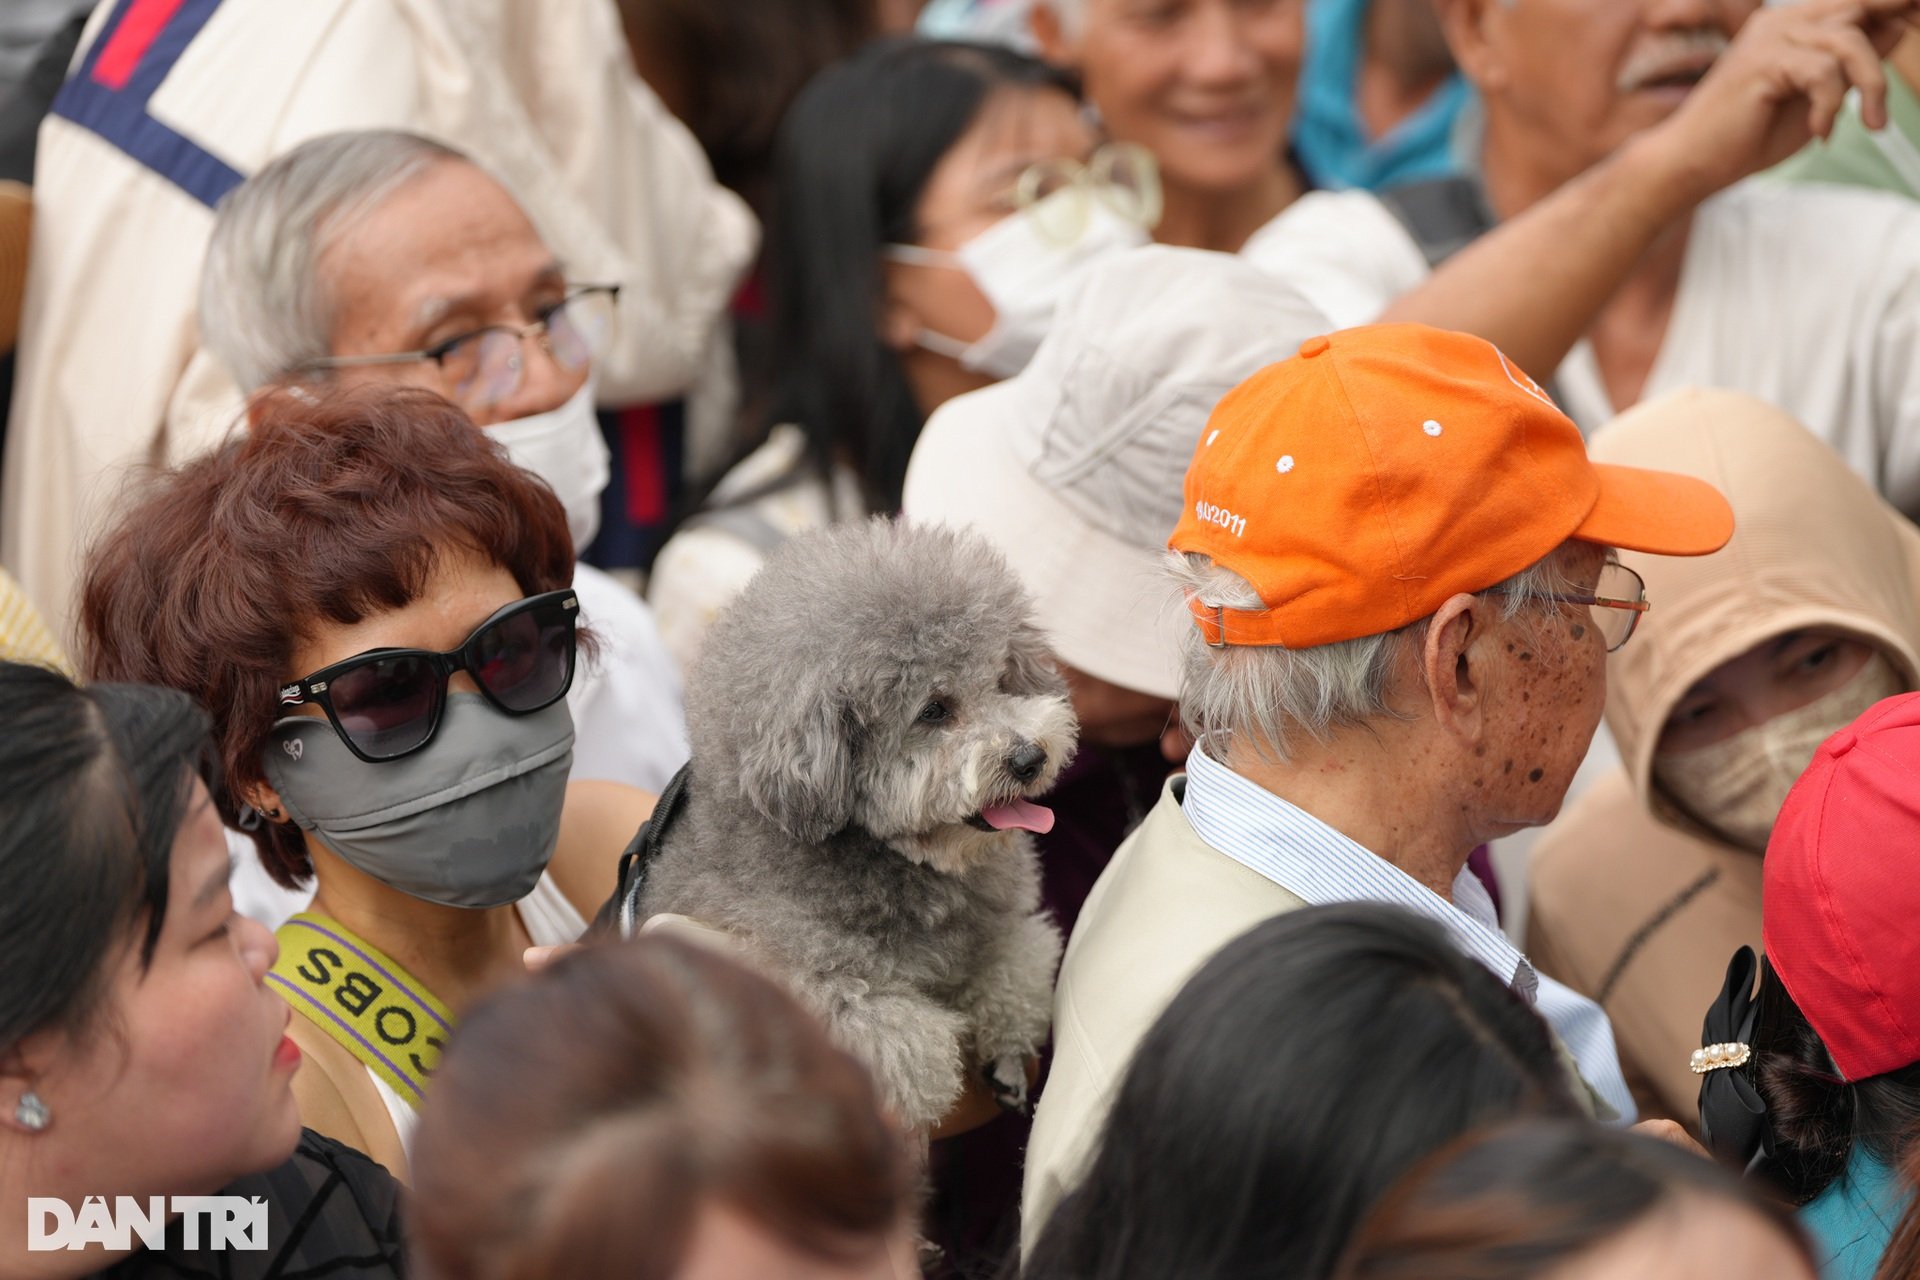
[1019,322,1738,1242]
[1243,0,1920,518]
[199,130,687,832]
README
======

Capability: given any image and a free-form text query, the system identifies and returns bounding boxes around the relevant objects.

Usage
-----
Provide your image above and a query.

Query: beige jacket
[1023,780,1308,1251]
[2,0,756,641]
[1529,388,1920,1121]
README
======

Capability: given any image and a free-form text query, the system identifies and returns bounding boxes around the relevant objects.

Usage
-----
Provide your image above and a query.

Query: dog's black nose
[1007,743,1046,784]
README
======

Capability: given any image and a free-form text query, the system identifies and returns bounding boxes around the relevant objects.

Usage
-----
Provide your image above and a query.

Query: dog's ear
[1004,620,1068,700]
[737,693,860,844]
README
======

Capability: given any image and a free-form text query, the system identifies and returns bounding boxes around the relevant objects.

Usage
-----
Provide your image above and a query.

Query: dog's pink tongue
[980,798,1055,834]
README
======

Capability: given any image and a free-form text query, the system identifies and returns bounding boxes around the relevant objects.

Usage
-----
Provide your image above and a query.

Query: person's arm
[1381,0,1920,380]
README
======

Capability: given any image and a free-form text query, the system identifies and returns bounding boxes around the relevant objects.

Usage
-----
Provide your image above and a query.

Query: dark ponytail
[1752,957,1920,1204]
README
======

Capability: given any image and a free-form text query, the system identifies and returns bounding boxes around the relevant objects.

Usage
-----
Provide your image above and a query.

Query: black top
[92,1129,404,1278]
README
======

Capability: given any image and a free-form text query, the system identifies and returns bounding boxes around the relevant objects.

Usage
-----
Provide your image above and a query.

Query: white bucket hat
[902,244,1329,700]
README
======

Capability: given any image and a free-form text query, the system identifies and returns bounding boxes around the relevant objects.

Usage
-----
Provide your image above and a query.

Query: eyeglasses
[1005,142,1162,246]
[277,591,579,763]
[888,143,1163,262]
[295,284,620,413]
[1505,561,1650,653]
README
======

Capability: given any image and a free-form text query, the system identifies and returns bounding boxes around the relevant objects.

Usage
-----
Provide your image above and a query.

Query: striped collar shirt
[1181,740,1635,1121]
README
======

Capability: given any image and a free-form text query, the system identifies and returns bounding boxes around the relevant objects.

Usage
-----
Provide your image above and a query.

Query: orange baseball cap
[1169,324,1734,649]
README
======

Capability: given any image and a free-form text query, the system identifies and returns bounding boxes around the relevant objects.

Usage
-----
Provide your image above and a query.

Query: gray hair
[198,130,465,392]
[1170,545,1586,761]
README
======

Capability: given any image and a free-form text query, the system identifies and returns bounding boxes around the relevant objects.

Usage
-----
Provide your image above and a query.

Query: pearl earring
[15,1091,49,1132]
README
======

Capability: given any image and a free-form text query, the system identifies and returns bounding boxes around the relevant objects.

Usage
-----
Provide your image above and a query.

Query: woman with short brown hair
[80,385,648,1179]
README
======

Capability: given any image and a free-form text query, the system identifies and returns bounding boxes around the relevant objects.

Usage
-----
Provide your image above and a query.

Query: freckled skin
[1219,545,1611,897]
[1475,545,1610,831]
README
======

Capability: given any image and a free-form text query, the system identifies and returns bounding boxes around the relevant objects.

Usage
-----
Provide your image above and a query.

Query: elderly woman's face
[318,158,586,427]
[26,782,302,1215]
[1056,0,1302,201]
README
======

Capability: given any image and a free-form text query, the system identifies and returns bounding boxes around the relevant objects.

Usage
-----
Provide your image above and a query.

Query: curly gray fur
[640,518,1074,1129]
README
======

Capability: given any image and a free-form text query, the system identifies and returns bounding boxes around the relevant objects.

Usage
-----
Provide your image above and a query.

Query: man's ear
[1422,592,1486,745]
[1432,0,1507,93]
[1030,1,1080,69]
[245,380,323,429]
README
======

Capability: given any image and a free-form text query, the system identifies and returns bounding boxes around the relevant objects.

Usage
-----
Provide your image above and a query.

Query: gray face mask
[263,693,574,909]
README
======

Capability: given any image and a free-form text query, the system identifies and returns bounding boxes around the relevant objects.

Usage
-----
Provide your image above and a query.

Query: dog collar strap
[268,913,454,1109]
[610,762,694,937]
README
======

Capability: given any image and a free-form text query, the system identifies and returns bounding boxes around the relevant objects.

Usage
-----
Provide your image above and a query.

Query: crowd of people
[3,0,1920,1276]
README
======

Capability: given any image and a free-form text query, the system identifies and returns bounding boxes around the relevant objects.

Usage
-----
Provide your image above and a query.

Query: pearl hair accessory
[1690,1041,1752,1075]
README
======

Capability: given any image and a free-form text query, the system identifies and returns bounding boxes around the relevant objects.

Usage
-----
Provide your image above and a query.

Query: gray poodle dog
[631,517,1075,1131]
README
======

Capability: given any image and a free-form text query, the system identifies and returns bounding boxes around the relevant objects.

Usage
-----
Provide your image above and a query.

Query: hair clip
[1690,1041,1752,1074]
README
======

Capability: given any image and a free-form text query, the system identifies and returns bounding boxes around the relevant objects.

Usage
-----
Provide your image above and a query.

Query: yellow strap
[268,913,454,1110]
[0,569,71,676]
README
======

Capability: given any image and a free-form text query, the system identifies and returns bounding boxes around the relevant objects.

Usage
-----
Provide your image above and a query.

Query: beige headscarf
[1529,388,1920,1121]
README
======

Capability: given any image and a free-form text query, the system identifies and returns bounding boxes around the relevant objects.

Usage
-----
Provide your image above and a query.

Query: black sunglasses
[277,590,579,763]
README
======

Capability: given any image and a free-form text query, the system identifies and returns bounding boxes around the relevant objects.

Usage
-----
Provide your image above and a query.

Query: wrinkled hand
[1645,0,1919,203]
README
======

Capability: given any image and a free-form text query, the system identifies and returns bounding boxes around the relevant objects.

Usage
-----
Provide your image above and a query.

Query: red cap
[1168,324,1734,648]
[1764,691,1920,1081]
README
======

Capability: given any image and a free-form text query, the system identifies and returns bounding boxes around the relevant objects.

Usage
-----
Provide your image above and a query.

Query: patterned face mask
[1654,652,1904,852]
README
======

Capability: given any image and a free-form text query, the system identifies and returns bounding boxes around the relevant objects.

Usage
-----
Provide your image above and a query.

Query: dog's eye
[918,699,951,725]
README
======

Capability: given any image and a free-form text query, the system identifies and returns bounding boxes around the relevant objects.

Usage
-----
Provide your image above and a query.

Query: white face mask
[886,189,1150,379]
[1653,651,1905,852]
[483,381,609,554]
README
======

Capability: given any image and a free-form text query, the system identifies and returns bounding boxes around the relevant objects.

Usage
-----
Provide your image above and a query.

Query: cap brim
[902,381,1188,701]
[1575,462,1734,557]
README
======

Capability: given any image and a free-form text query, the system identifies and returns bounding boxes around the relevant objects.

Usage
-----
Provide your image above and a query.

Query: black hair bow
[1697,946,1772,1174]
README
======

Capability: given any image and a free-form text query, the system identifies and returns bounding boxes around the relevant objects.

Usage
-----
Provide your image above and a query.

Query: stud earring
[15,1091,49,1132]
